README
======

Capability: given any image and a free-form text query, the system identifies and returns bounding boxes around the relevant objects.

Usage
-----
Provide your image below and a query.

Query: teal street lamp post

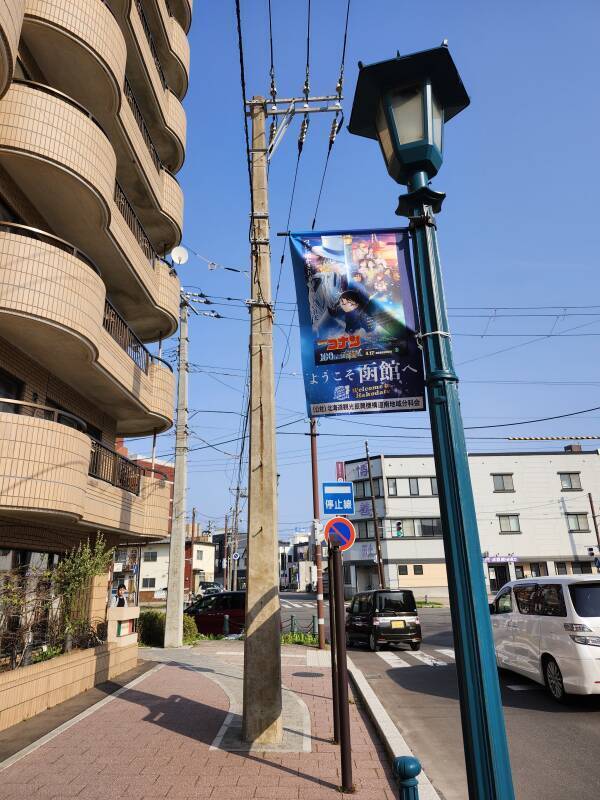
[349,46,515,800]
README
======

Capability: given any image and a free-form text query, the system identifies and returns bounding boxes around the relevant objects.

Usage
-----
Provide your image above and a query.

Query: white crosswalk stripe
[435,648,455,660]
[281,601,315,609]
[376,651,410,668]
[410,651,447,667]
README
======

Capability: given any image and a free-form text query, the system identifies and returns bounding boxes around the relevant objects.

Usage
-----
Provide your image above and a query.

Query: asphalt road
[348,608,600,800]
[279,591,323,634]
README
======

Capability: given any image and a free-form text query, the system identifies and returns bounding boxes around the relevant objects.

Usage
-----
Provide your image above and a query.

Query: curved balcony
[110,0,186,171]
[21,1,184,245]
[0,82,179,339]
[165,0,191,35]
[0,407,90,523]
[146,0,190,100]
[0,224,175,435]
[0,0,25,97]
[0,406,170,538]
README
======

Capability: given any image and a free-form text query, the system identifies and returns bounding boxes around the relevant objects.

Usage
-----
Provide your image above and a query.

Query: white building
[343,446,600,599]
[139,537,216,602]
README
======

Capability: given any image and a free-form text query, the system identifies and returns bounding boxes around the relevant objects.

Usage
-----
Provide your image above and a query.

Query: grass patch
[281,632,318,647]
[416,600,444,607]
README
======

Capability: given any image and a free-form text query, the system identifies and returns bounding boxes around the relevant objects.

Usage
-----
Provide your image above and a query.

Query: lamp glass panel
[389,87,424,145]
[432,90,443,150]
[375,101,395,169]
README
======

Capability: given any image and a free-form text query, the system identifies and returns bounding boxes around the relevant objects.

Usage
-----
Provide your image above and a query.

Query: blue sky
[140,0,600,537]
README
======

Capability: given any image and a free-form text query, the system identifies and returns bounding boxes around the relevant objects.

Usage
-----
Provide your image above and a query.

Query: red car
[185,591,245,635]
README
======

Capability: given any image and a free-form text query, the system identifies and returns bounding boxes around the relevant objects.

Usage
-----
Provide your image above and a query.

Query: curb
[347,658,441,800]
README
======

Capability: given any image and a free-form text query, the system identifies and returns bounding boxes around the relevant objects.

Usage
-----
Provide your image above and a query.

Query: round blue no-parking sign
[324,516,356,552]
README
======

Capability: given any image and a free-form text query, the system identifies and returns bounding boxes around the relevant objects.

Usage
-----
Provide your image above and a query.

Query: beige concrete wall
[162,168,184,236]
[395,561,448,589]
[85,474,171,538]
[0,413,90,520]
[88,572,110,623]
[156,258,180,324]
[0,0,25,97]
[0,641,138,731]
[167,12,190,87]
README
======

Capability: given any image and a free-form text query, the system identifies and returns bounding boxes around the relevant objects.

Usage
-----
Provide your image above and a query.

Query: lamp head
[348,45,470,186]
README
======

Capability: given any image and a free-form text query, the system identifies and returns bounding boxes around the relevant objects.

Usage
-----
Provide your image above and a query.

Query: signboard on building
[336,461,346,481]
[322,482,355,515]
[289,229,425,417]
[484,555,518,563]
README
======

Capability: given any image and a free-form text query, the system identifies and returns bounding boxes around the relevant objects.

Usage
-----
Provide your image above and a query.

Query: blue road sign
[322,482,355,516]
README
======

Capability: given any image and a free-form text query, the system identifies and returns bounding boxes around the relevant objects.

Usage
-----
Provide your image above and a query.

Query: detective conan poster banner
[289,228,425,418]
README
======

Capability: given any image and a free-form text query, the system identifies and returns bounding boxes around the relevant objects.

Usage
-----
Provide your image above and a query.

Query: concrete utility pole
[242,97,282,745]
[310,419,326,649]
[164,297,189,648]
[365,441,385,589]
[588,492,600,553]
[232,485,241,591]
[223,513,230,591]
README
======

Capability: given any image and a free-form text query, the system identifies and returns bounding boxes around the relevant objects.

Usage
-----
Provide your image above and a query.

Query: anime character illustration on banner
[290,229,426,417]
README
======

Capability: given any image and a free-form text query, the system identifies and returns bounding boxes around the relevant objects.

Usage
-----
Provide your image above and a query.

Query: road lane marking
[410,651,447,667]
[376,651,410,668]
[435,648,455,659]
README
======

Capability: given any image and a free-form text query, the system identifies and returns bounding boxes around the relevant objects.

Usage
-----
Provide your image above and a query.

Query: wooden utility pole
[223,513,229,591]
[365,441,385,589]
[242,97,282,745]
[232,485,241,591]
[310,419,326,649]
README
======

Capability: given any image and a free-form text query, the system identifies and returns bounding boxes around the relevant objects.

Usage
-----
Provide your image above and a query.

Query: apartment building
[342,446,600,599]
[0,0,191,723]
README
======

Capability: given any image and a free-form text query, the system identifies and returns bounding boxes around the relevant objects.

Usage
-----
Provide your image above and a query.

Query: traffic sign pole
[331,544,353,792]
[328,547,340,745]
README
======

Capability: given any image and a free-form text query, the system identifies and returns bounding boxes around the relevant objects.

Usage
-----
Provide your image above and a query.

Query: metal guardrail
[89,440,142,494]
[103,299,150,373]
[0,398,87,431]
[114,181,157,266]
[123,77,162,172]
[133,0,168,90]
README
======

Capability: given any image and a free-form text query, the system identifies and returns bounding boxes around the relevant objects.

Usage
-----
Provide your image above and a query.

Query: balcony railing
[103,299,151,373]
[114,181,156,266]
[0,398,87,432]
[89,440,142,495]
[123,77,162,172]
[133,0,168,90]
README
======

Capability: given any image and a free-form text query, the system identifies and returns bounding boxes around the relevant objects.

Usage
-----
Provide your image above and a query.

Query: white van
[489,575,600,701]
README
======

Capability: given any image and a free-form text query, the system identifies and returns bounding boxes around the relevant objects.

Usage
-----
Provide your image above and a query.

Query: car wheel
[368,632,379,652]
[544,657,567,702]
[409,642,421,652]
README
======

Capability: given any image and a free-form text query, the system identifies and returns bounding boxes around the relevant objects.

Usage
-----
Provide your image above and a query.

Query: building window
[142,577,156,589]
[393,518,441,538]
[409,478,420,496]
[398,565,408,576]
[567,513,589,532]
[515,565,524,579]
[554,561,568,575]
[343,565,352,584]
[196,549,203,560]
[498,514,520,533]
[143,551,158,562]
[413,564,423,575]
[430,477,438,496]
[529,562,548,578]
[492,474,514,492]
[354,478,383,499]
[356,520,375,539]
[559,472,582,491]
[387,478,397,496]
[572,561,592,575]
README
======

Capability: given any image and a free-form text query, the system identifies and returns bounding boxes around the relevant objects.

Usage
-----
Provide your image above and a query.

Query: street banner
[289,228,425,417]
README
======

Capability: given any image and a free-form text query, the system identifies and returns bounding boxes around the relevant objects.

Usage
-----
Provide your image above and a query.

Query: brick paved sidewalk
[0,643,397,800]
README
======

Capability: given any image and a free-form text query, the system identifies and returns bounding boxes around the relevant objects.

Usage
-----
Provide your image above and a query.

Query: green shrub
[138,610,199,646]
[138,609,165,646]
[280,632,318,647]
[183,614,198,644]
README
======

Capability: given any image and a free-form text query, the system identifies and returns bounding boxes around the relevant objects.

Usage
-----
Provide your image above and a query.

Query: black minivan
[345,589,421,652]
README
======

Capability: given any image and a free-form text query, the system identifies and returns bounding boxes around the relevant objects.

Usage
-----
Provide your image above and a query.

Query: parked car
[489,575,600,701]
[197,581,223,597]
[184,591,245,635]
[345,589,421,652]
